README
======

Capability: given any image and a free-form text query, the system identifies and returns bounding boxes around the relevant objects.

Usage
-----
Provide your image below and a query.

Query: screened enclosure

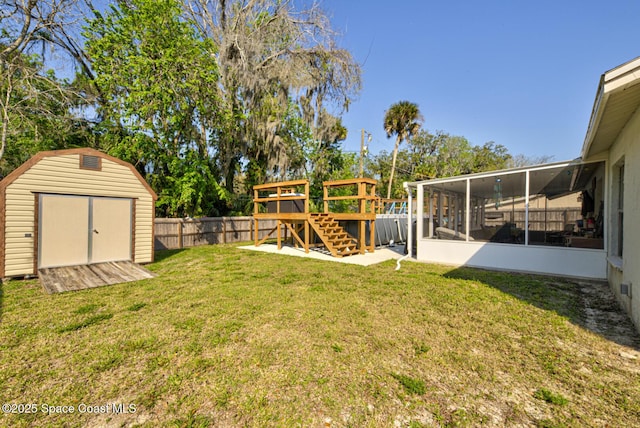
[417,161,605,248]
[406,160,607,279]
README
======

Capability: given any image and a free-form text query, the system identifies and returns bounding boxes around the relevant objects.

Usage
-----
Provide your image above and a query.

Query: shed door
[39,195,90,268]
[90,198,132,263]
[39,195,132,268]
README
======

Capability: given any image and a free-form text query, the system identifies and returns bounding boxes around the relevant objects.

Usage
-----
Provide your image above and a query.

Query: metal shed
[0,148,157,279]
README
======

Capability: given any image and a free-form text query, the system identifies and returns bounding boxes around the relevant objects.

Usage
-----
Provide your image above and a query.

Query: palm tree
[383,101,423,198]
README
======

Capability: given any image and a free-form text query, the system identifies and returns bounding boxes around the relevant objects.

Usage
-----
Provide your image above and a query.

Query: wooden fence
[154,217,277,250]
[156,209,583,251]
[485,208,582,231]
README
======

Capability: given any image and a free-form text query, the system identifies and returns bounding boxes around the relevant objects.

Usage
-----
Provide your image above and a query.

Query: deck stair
[308,213,359,257]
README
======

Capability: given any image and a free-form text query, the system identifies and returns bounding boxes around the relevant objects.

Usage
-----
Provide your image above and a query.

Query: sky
[318,0,640,162]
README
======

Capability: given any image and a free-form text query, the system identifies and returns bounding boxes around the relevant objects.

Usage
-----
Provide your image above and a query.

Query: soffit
[586,82,640,157]
[583,57,640,159]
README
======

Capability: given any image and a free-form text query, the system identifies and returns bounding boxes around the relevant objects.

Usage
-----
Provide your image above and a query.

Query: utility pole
[360,129,371,178]
[360,129,365,178]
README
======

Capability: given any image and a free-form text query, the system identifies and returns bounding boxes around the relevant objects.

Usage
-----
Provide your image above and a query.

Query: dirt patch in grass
[575,280,640,348]
[445,266,640,348]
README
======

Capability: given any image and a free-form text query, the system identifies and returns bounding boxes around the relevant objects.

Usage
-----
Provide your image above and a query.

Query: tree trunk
[0,80,12,165]
[387,136,401,199]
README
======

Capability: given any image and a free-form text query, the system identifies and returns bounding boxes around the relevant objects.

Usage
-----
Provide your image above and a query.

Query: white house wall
[603,106,640,329]
[416,239,607,280]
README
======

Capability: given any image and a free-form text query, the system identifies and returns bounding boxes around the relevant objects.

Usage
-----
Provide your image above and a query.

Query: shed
[0,148,157,279]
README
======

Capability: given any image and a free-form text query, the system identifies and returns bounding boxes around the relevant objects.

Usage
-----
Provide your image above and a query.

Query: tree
[85,0,227,217]
[370,130,516,195]
[0,0,92,169]
[305,122,354,202]
[406,130,473,178]
[507,153,555,168]
[0,50,93,175]
[368,150,412,198]
[471,141,511,172]
[383,100,423,198]
[185,0,361,192]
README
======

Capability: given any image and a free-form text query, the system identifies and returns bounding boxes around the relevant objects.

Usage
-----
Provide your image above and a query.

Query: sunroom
[405,160,607,279]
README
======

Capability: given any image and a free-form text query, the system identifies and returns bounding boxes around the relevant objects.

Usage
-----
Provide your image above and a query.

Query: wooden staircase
[308,213,360,257]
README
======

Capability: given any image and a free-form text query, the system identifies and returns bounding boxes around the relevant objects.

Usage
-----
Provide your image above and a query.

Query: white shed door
[90,198,132,263]
[39,195,90,268]
[39,195,132,268]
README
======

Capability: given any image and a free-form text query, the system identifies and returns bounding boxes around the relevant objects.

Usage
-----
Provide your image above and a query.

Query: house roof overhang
[581,56,640,160]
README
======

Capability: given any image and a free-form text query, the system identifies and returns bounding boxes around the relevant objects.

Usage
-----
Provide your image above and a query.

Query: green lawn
[1,244,639,427]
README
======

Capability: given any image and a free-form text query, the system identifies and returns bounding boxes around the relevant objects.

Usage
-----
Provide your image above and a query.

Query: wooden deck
[38,261,156,294]
[253,178,377,256]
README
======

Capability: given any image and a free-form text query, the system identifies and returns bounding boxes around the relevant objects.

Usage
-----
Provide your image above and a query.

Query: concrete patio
[238,243,405,266]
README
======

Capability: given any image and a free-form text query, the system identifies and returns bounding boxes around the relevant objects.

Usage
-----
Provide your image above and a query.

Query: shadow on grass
[0,281,3,323]
[443,266,640,350]
[153,248,186,263]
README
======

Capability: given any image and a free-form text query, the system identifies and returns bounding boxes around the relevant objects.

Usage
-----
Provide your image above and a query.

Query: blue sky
[320,0,640,161]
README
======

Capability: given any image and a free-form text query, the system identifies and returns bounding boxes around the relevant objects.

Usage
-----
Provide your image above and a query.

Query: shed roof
[0,148,157,200]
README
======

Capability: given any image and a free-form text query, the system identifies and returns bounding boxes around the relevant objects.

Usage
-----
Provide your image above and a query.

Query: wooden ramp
[38,261,156,294]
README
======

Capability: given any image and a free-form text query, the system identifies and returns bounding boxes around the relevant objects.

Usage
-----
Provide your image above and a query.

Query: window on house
[617,163,624,257]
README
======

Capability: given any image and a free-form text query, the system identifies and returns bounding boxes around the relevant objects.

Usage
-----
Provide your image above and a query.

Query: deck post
[277,220,282,249]
[255,219,260,246]
[304,181,310,253]
[304,181,310,214]
[369,183,376,251]
[358,181,365,253]
[254,186,259,246]
[323,185,329,213]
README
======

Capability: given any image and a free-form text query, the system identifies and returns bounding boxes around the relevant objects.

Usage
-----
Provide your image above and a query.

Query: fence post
[178,219,183,249]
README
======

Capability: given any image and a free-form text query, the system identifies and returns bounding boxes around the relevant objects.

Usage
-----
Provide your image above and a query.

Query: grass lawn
[1,244,639,427]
